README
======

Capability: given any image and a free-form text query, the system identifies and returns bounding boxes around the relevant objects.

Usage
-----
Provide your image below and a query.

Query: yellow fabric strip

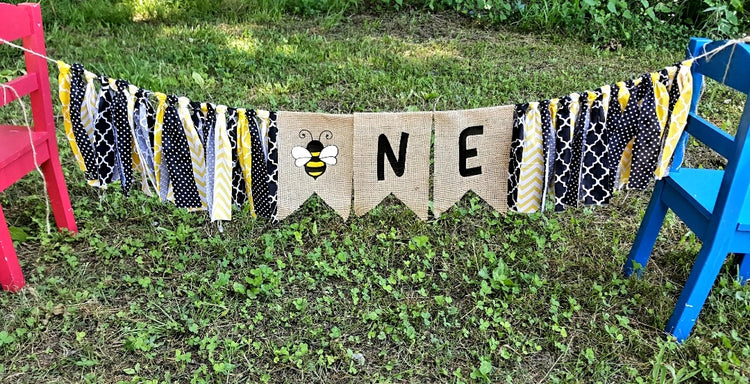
[237,108,256,218]
[212,105,233,222]
[178,97,208,211]
[516,101,544,213]
[154,92,167,197]
[587,89,598,107]
[651,72,670,134]
[655,60,694,178]
[82,71,98,143]
[616,82,633,188]
[600,85,611,115]
[56,61,86,173]
[549,98,559,125]
[667,66,678,86]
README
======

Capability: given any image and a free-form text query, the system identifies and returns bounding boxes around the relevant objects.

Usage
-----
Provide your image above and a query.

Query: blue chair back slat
[686,112,735,159]
[692,40,750,95]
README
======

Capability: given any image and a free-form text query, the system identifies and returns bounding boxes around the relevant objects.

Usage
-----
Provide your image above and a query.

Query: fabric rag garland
[57,61,279,221]
[509,64,692,212]
[56,60,693,222]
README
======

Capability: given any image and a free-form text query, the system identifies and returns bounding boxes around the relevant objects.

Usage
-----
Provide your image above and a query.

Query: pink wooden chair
[0,2,77,291]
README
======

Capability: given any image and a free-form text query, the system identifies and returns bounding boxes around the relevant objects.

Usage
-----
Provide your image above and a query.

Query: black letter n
[377,132,409,181]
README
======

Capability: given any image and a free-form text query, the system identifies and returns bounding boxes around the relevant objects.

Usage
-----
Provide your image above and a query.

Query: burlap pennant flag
[277,112,354,220]
[433,105,514,216]
[353,112,432,220]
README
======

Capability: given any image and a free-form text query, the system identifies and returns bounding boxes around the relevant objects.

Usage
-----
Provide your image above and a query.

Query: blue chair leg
[666,242,730,342]
[624,180,669,278]
[738,253,750,285]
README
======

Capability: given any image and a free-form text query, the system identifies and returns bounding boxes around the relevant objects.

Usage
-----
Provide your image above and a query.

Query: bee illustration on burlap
[292,130,339,179]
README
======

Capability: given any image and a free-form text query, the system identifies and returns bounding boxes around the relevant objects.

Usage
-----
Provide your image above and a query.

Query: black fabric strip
[553,96,574,212]
[162,95,202,208]
[68,64,98,182]
[248,110,272,219]
[111,79,134,195]
[93,75,118,185]
[507,103,527,211]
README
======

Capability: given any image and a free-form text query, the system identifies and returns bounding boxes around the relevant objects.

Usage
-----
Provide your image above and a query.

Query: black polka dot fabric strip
[628,74,661,190]
[562,92,589,208]
[162,95,202,209]
[68,64,99,183]
[248,110,272,219]
[111,79,134,196]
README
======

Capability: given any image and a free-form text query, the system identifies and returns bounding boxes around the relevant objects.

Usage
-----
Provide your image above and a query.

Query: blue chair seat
[665,169,750,250]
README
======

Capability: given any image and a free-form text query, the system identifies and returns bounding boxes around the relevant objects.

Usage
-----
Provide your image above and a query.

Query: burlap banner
[433,105,514,215]
[277,112,354,220]
[353,112,432,220]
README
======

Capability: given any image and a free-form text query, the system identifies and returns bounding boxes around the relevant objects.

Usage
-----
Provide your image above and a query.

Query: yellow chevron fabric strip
[57,61,87,173]
[655,60,693,178]
[237,108,256,218]
[667,66,678,85]
[212,105,233,222]
[651,72,670,134]
[178,97,208,211]
[516,102,544,213]
[82,71,98,143]
[154,92,167,197]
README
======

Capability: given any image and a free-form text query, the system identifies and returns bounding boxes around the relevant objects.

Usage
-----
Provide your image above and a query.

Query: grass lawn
[1,5,749,383]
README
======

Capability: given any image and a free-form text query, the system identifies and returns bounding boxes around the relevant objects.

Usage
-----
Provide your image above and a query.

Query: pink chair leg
[41,147,78,233]
[0,204,25,291]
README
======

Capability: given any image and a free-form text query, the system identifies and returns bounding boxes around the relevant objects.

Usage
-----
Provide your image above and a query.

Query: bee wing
[319,145,339,165]
[291,146,312,167]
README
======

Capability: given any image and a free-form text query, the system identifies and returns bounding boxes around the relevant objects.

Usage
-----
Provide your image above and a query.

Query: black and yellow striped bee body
[292,130,339,180]
[303,140,327,179]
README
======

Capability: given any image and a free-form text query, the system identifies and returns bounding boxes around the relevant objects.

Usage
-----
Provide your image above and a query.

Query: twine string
[0,36,57,63]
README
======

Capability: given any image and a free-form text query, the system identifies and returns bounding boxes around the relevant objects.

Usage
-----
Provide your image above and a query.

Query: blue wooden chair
[623,37,750,342]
